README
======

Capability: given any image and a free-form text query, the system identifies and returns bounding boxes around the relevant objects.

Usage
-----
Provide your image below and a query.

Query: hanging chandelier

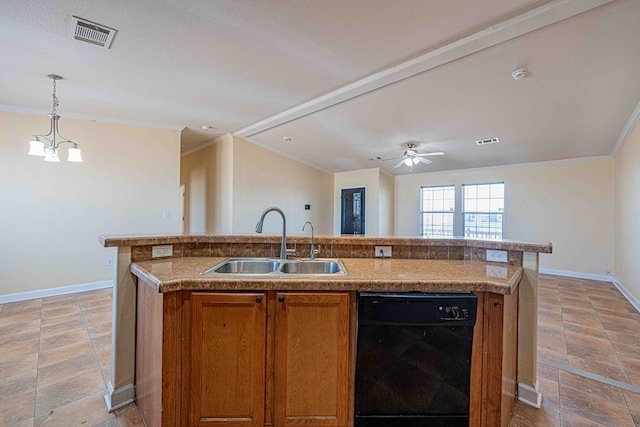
[28,74,83,163]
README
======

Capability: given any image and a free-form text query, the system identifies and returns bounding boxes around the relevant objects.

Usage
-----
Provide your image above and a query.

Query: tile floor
[511,275,640,426]
[0,288,144,426]
[2,276,640,426]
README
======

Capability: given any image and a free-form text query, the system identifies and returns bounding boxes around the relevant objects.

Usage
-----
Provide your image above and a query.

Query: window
[462,182,504,239]
[420,185,455,236]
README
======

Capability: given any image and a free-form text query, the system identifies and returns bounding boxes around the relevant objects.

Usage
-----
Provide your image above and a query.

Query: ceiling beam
[234,0,616,138]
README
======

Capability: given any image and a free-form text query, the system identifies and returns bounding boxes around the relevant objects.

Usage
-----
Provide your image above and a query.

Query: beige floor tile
[38,341,95,368]
[511,401,560,427]
[94,344,111,370]
[0,353,39,380]
[559,386,634,426]
[37,352,101,389]
[91,333,112,348]
[0,327,40,346]
[0,338,39,361]
[0,370,37,400]
[618,355,640,374]
[39,328,91,352]
[82,309,112,324]
[567,355,629,383]
[562,322,608,340]
[562,313,604,329]
[0,318,41,336]
[114,402,146,427]
[598,314,640,335]
[0,311,43,328]
[41,294,78,306]
[41,304,81,320]
[35,368,107,416]
[40,312,83,328]
[558,371,626,405]
[87,321,112,338]
[40,317,86,338]
[0,390,36,426]
[560,409,611,426]
[34,390,115,427]
[0,299,42,315]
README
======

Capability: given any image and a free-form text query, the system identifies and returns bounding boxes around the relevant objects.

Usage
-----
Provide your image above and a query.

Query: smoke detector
[69,16,117,49]
[512,68,528,80]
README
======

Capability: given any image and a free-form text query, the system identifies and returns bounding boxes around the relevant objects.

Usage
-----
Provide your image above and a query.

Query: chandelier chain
[52,78,59,115]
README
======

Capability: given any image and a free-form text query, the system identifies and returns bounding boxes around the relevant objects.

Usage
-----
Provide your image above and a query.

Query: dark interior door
[341,187,365,235]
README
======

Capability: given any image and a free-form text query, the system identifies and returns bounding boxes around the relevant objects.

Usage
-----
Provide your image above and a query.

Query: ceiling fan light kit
[386,142,444,169]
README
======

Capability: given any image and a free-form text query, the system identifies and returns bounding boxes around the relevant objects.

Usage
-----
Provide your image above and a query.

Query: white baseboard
[104,381,135,412]
[612,278,640,313]
[0,280,114,304]
[539,268,613,282]
[518,381,542,408]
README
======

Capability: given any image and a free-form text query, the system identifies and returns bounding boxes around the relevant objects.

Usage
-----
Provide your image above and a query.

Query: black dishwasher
[355,292,478,427]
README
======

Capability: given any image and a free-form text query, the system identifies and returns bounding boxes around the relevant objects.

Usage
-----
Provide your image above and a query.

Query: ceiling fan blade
[415,152,445,157]
[394,159,406,168]
[383,155,404,162]
[417,157,432,165]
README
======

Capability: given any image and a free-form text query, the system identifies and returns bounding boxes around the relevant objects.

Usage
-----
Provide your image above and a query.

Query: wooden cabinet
[273,292,351,426]
[188,291,353,427]
[190,292,267,427]
[134,276,516,427]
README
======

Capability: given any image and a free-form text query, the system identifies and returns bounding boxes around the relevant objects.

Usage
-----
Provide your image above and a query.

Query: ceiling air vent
[475,137,500,146]
[69,16,116,49]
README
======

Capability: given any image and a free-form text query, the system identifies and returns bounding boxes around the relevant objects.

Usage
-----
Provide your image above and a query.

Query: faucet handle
[285,242,297,258]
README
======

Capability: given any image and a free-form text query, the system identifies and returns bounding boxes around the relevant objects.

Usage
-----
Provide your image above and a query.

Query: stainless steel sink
[280,260,343,274]
[202,258,281,275]
[202,258,347,276]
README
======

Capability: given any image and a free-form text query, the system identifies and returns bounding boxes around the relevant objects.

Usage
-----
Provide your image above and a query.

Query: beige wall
[395,158,614,275]
[232,137,334,235]
[180,134,234,233]
[379,171,394,236]
[334,169,379,235]
[614,118,640,300]
[181,136,335,236]
[0,111,181,296]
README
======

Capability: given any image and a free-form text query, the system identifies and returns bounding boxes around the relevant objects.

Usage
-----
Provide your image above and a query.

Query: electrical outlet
[375,246,392,258]
[162,211,170,219]
[105,257,113,266]
[152,245,173,258]
[486,249,508,263]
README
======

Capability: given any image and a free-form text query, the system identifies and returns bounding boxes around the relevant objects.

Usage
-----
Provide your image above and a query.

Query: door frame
[340,186,366,235]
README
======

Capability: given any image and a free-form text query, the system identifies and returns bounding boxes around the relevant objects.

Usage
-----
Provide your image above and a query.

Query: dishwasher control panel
[439,305,471,321]
[358,292,478,326]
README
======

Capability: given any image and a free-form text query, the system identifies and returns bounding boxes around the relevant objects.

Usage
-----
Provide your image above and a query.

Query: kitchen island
[100,234,551,426]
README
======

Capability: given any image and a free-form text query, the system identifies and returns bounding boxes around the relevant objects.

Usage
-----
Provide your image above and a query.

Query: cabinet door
[191,292,267,427]
[274,292,351,426]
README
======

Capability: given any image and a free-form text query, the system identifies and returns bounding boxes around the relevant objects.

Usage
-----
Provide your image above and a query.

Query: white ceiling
[1,0,639,175]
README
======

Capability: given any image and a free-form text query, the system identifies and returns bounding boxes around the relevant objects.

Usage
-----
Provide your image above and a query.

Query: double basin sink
[202,258,348,276]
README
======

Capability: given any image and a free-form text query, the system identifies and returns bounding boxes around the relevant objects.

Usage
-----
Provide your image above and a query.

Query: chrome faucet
[255,206,288,260]
[302,221,319,260]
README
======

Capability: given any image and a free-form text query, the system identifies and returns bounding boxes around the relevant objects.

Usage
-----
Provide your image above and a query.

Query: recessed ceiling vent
[475,137,500,146]
[69,16,116,49]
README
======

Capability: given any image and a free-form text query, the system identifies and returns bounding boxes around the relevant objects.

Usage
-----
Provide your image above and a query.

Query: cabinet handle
[256,296,262,303]
[278,295,285,303]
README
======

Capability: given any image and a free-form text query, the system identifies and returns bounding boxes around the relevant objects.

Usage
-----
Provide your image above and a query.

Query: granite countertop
[131,257,522,295]
[101,233,552,253]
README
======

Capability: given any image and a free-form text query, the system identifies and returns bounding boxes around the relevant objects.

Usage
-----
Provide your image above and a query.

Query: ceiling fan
[386,143,444,168]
